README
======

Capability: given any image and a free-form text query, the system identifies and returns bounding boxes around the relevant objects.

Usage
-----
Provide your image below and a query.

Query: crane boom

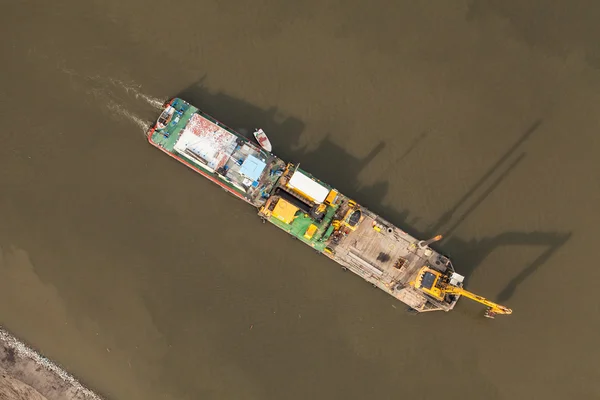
[411,266,513,319]
[443,285,512,318]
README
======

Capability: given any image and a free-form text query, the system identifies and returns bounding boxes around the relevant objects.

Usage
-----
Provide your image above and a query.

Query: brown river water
[1,1,599,399]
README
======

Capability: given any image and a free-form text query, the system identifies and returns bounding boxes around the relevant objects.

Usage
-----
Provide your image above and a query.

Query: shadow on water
[177,77,306,162]
[430,120,543,234]
[423,120,572,300]
[177,80,571,302]
[444,231,572,302]
[377,131,428,180]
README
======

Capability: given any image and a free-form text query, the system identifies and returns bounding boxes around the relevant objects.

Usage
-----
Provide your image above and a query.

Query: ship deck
[265,197,339,252]
[149,98,285,207]
[325,208,456,311]
[257,163,458,312]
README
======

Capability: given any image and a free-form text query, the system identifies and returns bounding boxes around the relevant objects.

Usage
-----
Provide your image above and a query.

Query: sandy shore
[0,327,103,400]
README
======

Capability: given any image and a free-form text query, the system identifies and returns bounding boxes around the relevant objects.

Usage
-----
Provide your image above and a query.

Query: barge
[147,98,512,317]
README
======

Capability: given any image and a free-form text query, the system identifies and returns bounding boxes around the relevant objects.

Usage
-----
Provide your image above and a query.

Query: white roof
[173,114,237,170]
[288,170,329,204]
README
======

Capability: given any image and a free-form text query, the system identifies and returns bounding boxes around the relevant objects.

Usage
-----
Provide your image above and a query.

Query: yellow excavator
[331,200,363,232]
[411,266,513,318]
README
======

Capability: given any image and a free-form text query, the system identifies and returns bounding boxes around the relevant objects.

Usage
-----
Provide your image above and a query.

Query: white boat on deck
[156,105,176,130]
[253,128,272,152]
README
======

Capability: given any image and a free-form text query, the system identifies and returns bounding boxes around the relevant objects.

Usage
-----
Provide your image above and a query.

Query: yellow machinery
[271,199,299,224]
[332,200,362,232]
[315,203,327,215]
[304,224,318,240]
[324,189,338,205]
[412,266,513,319]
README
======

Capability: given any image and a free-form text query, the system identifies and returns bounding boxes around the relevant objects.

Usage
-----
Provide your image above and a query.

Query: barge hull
[148,98,459,313]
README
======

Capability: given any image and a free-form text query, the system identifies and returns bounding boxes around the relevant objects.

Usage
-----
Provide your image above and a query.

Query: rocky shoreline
[0,327,104,400]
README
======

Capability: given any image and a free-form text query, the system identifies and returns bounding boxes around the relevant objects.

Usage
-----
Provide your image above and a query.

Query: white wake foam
[107,101,152,135]
[106,78,164,109]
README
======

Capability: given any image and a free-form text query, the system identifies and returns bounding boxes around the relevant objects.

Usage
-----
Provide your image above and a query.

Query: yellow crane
[411,266,513,318]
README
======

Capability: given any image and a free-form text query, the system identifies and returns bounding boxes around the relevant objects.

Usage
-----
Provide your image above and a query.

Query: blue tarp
[239,155,266,182]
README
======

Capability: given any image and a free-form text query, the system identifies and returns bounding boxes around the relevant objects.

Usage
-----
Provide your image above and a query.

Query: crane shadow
[423,119,572,300]
[176,79,571,302]
[443,231,571,302]
[429,120,542,235]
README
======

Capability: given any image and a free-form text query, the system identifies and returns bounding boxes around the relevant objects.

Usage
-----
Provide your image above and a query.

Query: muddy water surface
[1,1,599,399]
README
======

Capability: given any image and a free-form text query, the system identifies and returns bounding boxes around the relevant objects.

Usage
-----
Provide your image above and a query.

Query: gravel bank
[0,327,104,400]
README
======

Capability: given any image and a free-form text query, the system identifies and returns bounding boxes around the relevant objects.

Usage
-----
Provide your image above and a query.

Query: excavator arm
[411,266,513,318]
[444,286,513,318]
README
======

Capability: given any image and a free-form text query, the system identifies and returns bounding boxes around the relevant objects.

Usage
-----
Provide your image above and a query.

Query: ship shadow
[177,78,305,162]
[177,80,571,302]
